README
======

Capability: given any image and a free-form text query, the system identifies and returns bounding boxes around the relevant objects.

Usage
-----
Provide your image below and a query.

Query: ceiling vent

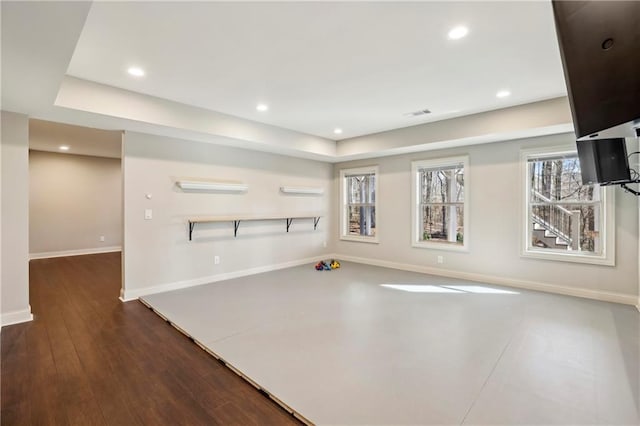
[404,108,431,117]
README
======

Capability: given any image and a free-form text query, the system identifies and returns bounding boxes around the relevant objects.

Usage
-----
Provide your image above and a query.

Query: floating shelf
[177,180,248,192]
[187,215,322,240]
[280,186,324,195]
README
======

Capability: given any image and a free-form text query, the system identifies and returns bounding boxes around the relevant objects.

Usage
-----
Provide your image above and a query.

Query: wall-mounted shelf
[280,186,324,195]
[177,180,248,193]
[188,215,322,240]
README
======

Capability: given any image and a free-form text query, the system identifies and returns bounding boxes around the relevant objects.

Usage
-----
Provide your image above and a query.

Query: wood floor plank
[0,401,32,426]
[25,320,54,361]
[64,399,107,426]
[73,342,143,426]
[209,401,261,426]
[28,378,70,426]
[1,361,30,412]
[2,253,300,426]
[1,324,28,364]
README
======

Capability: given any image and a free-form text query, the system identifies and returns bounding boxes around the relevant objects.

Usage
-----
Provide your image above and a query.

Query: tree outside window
[412,157,469,251]
[527,154,600,253]
[521,146,615,266]
[340,166,378,242]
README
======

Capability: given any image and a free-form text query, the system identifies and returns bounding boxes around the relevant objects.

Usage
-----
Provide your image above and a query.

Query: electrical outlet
[214,256,220,265]
[144,209,153,220]
[99,236,105,242]
[437,255,444,264]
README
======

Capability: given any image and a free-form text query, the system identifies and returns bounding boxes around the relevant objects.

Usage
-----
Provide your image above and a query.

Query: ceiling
[30,119,122,159]
[67,1,566,140]
[1,1,572,161]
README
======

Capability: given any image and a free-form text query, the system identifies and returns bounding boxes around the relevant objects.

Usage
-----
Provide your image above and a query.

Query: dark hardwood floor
[1,253,301,425]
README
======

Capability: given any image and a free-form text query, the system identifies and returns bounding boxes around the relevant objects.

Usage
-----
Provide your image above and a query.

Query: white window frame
[340,165,379,243]
[411,156,469,252]
[520,145,615,266]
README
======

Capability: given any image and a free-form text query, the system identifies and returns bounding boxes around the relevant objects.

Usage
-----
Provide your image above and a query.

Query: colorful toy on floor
[316,260,331,271]
[315,259,341,271]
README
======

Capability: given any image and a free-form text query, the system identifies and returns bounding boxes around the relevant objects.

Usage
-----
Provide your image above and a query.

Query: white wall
[1,111,32,325]
[121,131,333,300]
[333,133,639,304]
[29,151,122,258]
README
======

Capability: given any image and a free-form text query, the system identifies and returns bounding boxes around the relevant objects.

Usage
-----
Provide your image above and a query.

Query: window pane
[419,205,464,244]
[531,203,601,253]
[347,205,376,237]
[347,174,375,204]
[528,154,602,255]
[417,162,465,246]
[528,156,596,203]
[419,166,463,204]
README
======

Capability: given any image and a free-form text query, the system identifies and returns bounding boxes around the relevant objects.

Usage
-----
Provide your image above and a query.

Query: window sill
[412,241,468,252]
[521,248,614,266]
[340,235,379,244]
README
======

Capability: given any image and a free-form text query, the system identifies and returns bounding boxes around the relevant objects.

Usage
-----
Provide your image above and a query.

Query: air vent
[404,109,431,117]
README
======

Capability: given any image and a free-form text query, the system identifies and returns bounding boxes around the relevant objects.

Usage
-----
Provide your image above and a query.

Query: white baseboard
[336,254,639,306]
[1,306,34,327]
[120,253,332,301]
[30,246,121,260]
[119,251,638,307]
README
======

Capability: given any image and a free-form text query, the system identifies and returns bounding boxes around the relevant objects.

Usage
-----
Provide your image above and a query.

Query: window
[340,166,378,242]
[522,146,614,265]
[411,156,469,251]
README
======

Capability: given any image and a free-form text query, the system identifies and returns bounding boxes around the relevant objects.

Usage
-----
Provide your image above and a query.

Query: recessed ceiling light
[448,26,469,40]
[333,128,343,135]
[256,103,269,112]
[496,90,511,98]
[127,66,145,77]
[59,145,70,151]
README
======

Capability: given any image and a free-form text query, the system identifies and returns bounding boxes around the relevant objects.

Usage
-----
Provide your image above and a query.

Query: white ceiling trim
[55,76,337,159]
[335,123,575,163]
[337,97,574,159]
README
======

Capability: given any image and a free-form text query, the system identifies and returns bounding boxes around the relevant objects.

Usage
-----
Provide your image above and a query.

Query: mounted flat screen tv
[576,138,631,185]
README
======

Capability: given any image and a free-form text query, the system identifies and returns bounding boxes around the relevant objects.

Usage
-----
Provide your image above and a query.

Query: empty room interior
[1,1,639,425]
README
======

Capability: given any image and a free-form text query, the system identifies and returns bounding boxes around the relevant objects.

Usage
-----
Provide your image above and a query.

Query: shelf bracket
[233,220,241,237]
[621,181,640,196]
[286,218,294,232]
[314,217,321,230]
[189,221,195,241]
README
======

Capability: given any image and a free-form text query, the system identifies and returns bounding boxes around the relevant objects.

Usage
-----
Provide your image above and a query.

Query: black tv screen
[577,138,631,185]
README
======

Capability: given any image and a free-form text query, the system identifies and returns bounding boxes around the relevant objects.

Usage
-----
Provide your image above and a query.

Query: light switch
[144,209,153,220]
